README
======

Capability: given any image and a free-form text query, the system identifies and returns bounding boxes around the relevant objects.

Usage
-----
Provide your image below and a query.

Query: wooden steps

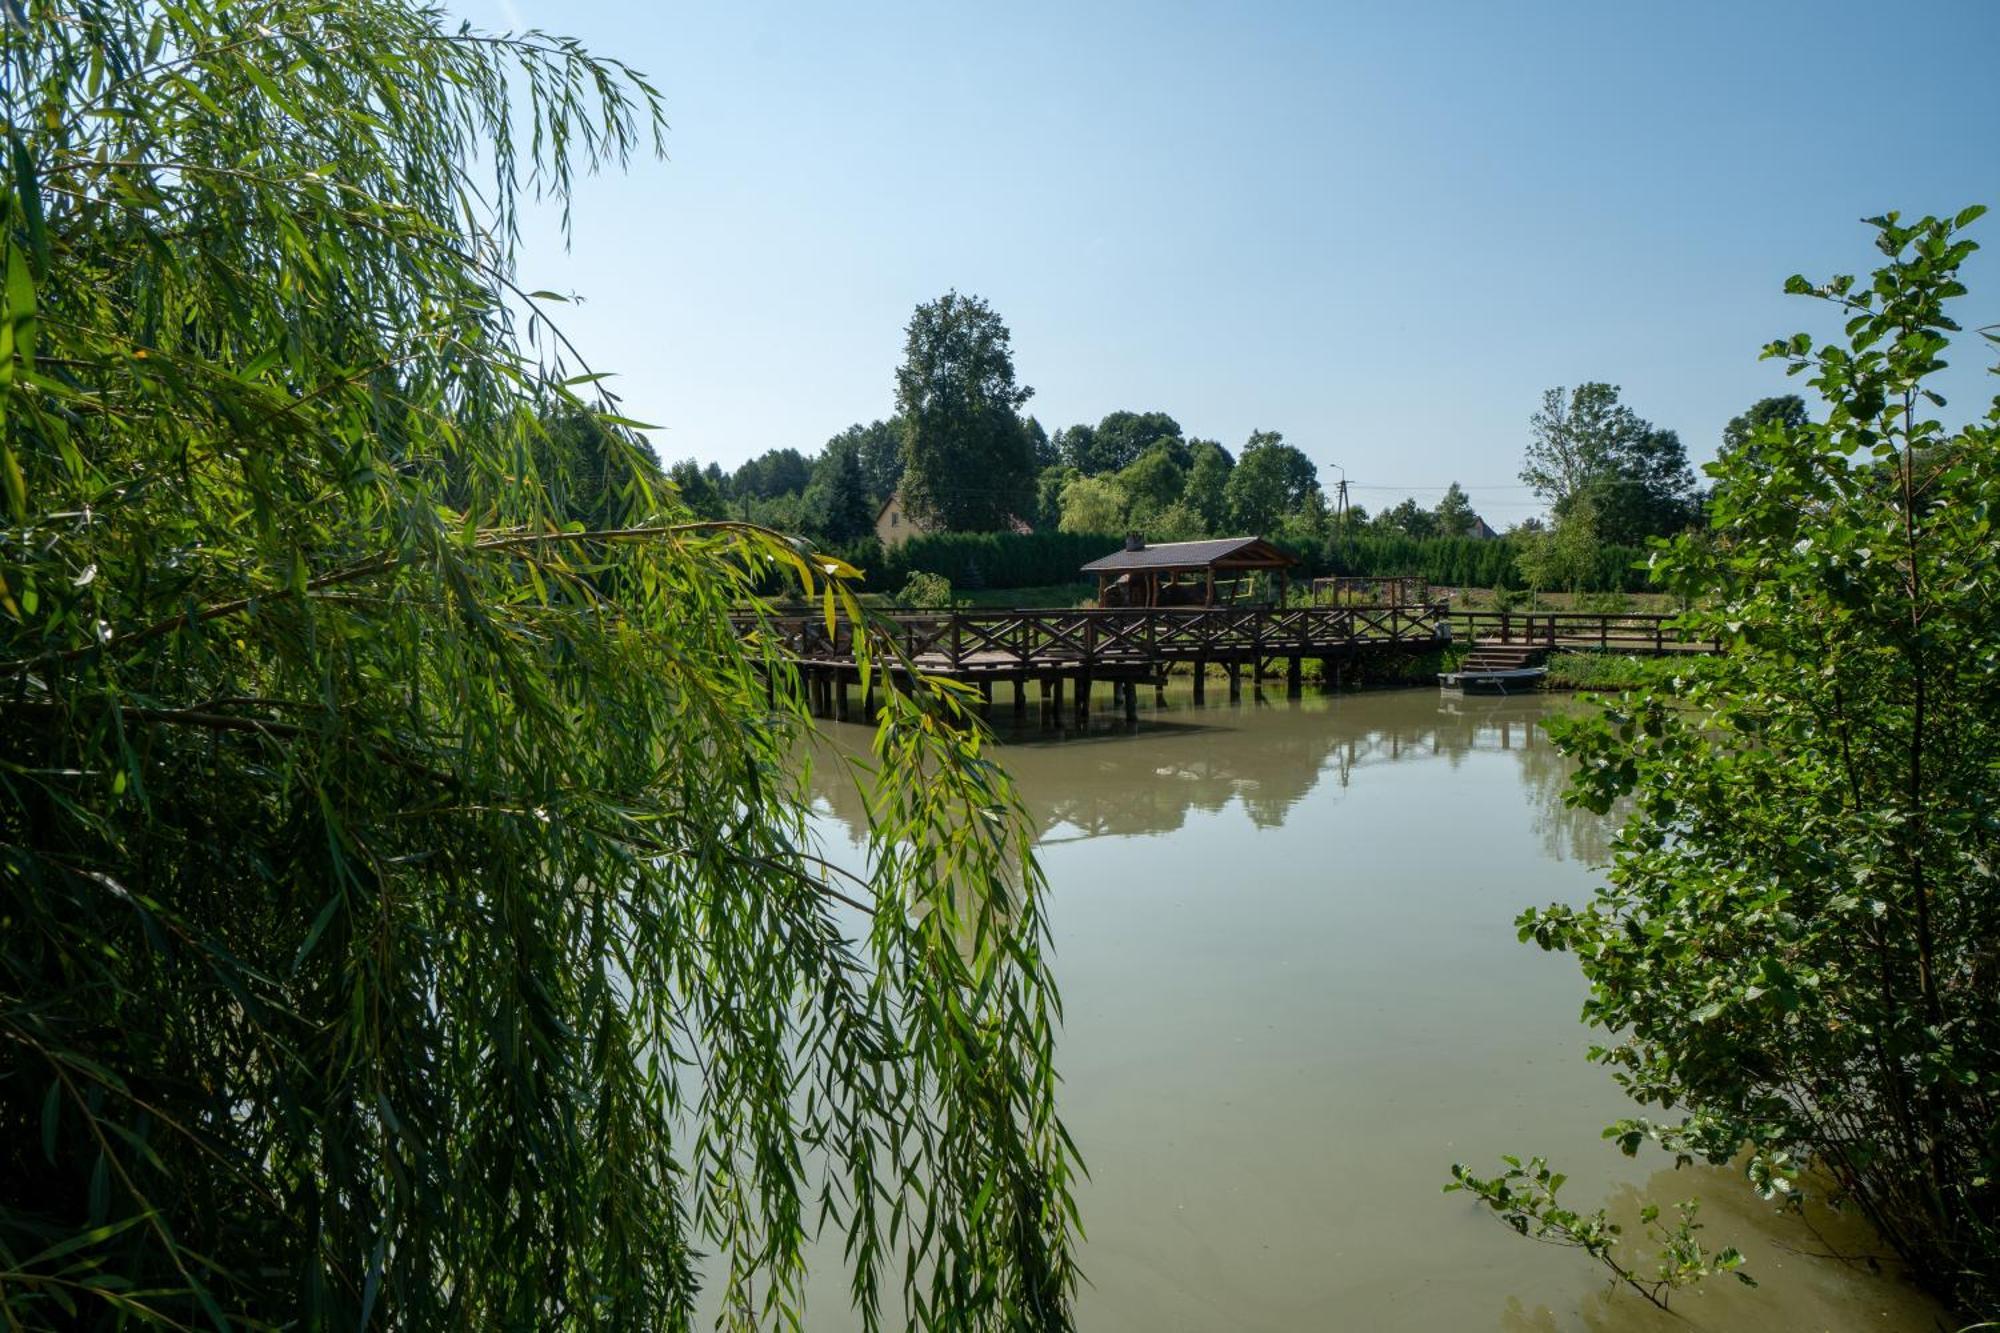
[1458,644,1548,672]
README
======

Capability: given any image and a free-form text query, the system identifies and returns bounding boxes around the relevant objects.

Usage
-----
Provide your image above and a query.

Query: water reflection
[809,685,1610,863]
[794,688,1931,1332]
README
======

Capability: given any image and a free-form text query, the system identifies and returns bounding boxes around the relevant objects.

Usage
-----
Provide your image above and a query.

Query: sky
[474,0,2000,526]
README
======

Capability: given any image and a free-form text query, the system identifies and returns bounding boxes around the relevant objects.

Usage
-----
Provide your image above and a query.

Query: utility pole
[1328,463,1350,535]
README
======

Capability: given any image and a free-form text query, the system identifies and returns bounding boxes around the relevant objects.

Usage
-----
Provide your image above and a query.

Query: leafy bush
[1523,208,2000,1315]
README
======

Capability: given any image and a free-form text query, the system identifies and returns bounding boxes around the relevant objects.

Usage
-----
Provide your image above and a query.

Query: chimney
[1124,531,1145,552]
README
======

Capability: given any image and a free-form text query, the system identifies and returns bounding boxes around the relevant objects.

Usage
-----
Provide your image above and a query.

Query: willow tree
[0,3,1076,1329]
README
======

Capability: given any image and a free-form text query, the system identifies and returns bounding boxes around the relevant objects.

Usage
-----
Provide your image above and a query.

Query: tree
[808,436,876,541]
[0,6,1078,1326]
[1519,209,2000,1315]
[1224,429,1318,533]
[1513,499,1600,595]
[1182,441,1233,535]
[731,446,813,500]
[1721,393,1808,455]
[1372,497,1439,540]
[668,457,728,519]
[1024,414,1058,469]
[894,291,1037,532]
[1057,474,1129,533]
[1521,383,1696,544]
[828,418,906,504]
[534,408,663,530]
[1115,442,1187,522]
[1433,482,1477,537]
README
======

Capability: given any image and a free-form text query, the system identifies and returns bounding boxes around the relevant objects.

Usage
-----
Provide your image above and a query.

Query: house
[874,488,1033,547]
[874,490,928,548]
[1468,515,1499,540]
[1080,534,1299,607]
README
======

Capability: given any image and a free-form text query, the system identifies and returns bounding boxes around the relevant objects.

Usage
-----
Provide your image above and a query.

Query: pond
[804,685,1947,1332]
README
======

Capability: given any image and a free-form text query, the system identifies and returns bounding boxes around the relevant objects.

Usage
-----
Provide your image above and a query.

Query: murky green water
[804,686,1948,1332]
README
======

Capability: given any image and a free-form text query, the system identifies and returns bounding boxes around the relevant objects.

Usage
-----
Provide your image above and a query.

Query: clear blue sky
[483,0,2000,525]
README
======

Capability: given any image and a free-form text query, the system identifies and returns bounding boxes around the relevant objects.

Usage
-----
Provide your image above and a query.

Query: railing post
[1501,609,1511,644]
[951,614,962,670]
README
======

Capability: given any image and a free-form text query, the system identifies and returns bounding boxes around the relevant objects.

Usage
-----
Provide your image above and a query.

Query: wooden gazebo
[1081,535,1299,608]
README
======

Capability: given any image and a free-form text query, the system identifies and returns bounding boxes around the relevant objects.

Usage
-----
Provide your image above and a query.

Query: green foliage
[1056,410,1181,475]
[1521,383,1697,544]
[0,4,1078,1327]
[1182,441,1233,533]
[1523,207,2000,1316]
[1224,429,1319,533]
[1540,652,1706,692]
[831,530,1120,595]
[1445,1158,1753,1311]
[1720,393,1808,456]
[1515,500,1605,595]
[1320,532,1649,593]
[894,291,1037,532]
[1056,474,1128,534]
[893,570,958,608]
[1433,482,1476,537]
[808,434,876,542]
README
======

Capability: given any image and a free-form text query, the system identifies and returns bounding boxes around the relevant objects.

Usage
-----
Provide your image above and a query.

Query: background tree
[730,445,813,501]
[1371,497,1440,540]
[1519,210,2000,1314]
[1433,482,1477,536]
[808,435,876,541]
[1057,474,1129,533]
[1024,414,1057,469]
[1182,440,1233,534]
[0,5,1078,1326]
[534,408,663,530]
[828,418,906,505]
[1062,409,1181,475]
[1514,498,1602,595]
[668,457,729,519]
[1521,383,1696,544]
[894,291,1037,531]
[1115,441,1187,524]
[1720,393,1809,454]
[1224,429,1319,533]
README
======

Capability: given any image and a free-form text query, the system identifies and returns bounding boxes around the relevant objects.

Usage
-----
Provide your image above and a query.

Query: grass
[1542,652,1715,691]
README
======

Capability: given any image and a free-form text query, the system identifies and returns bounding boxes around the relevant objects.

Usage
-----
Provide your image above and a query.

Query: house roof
[1080,536,1297,574]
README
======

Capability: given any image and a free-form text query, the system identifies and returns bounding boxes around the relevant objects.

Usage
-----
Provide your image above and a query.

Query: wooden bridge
[750,604,1451,726]
[744,603,1719,728]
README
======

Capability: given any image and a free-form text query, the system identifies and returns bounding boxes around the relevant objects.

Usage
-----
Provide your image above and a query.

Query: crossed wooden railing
[742,604,1452,673]
[1445,609,1720,655]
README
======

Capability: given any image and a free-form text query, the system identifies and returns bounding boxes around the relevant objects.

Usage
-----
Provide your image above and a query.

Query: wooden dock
[748,604,1451,726]
[741,603,1719,729]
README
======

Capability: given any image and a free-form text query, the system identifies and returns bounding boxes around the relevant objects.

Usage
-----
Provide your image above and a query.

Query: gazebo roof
[1079,536,1296,574]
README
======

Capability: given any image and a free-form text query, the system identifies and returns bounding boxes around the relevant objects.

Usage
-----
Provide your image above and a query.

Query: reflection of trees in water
[807,694,1612,856]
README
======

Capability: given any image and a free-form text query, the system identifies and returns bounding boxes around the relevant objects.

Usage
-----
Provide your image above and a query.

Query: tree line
[658,291,1806,598]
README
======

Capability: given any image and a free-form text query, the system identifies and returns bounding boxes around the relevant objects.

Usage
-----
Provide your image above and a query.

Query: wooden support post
[1075,673,1091,728]
[1124,679,1139,724]
[1227,660,1242,702]
[1319,657,1336,690]
[1252,655,1265,684]
[978,678,993,712]
[1287,655,1302,698]
[1050,676,1064,729]
[1013,675,1029,722]
[863,676,876,719]
[834,675,849,722]
[1192,661,1206,704]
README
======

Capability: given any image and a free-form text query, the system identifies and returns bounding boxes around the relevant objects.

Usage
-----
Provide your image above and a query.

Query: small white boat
[1437,665,1547,695]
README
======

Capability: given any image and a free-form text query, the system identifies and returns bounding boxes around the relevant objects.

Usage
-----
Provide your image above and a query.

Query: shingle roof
[1079,536,1296,573]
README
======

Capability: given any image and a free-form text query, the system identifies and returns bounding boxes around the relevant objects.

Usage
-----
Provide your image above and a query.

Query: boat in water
[1439,644,1548,694]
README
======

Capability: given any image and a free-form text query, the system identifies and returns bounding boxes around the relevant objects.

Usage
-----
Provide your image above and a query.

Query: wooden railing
[1444,609,1720,654]
[743,604,1452,673]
